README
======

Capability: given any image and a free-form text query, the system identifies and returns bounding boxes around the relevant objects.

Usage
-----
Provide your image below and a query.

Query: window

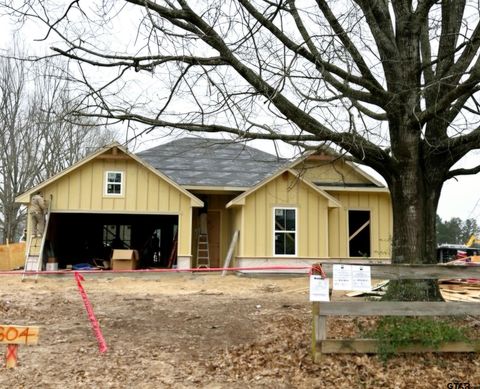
[105,171,123,195]
[274,208,296,256]
[103,224,131,249]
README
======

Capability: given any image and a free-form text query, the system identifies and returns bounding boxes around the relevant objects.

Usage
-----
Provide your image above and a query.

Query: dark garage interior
[45,213,178,269]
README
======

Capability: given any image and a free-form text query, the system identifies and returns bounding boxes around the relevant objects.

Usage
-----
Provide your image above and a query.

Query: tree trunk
[383,153,444,301]
[2,203,22,244]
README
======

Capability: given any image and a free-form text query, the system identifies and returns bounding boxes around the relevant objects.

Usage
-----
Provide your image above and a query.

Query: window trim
[273,207,297,257]
[104,170,124,196]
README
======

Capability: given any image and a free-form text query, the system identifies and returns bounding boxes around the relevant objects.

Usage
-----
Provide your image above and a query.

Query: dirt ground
[1,272,480,389]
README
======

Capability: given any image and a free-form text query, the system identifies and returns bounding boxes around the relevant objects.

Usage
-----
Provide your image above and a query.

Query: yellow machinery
[465,234,480,248]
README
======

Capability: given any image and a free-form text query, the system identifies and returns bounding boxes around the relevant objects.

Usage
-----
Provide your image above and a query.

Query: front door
[207,211,221,268]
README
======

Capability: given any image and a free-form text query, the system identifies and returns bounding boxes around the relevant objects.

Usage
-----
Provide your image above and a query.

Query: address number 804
[0,325,39,345]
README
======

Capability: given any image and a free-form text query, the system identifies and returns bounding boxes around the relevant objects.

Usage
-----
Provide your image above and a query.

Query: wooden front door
[207,211,221,268]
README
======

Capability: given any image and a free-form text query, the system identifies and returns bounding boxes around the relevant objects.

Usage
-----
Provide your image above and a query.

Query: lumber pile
[439,279,480,302]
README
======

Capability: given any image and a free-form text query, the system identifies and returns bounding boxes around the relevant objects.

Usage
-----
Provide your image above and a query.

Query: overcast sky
[0,7,479,224]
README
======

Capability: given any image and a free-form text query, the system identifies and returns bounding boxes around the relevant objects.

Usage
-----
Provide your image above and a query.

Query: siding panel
[240,171,331,259]
[327,191,392,258]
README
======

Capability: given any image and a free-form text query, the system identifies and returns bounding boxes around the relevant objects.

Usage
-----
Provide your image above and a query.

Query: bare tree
[0,48,117,244]
[4,1,480,299]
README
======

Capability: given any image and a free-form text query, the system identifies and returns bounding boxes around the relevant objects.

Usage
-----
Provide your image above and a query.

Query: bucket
[46,262,58,271]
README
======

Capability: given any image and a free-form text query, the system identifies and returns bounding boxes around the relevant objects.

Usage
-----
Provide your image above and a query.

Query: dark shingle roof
[137,138,288,188]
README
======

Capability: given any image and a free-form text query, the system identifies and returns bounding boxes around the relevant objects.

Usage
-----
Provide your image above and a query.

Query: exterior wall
[39,156,194,257]
[230,206,243,257]
[293,160,371,184]
[239,172,329,259]
[327,191,392,258]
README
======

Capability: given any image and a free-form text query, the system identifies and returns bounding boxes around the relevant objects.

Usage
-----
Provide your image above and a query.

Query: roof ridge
[136,137,287,187]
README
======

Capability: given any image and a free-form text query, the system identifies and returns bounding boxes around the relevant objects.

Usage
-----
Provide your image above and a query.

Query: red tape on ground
[74,272,108,354]
[0,265,312,275]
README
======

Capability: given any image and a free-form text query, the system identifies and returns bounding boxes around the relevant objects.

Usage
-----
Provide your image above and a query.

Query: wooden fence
[312,263,480,362]
[0,243,25,271]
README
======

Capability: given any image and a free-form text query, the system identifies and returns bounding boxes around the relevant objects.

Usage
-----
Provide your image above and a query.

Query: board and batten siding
[40,158,194,256]
[293,160,371,185]
[327,191,392,258]
[240,173,329,258]
[230,206,244,258]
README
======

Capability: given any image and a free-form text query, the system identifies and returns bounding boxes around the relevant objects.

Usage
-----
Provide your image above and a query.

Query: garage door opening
[46,213,178,269]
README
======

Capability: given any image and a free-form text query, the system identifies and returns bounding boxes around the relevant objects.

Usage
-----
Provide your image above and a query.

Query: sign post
[0,325,39,368]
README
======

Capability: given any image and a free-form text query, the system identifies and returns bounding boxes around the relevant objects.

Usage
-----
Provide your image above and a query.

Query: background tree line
[0,43,117,244]
[436,215,480,246]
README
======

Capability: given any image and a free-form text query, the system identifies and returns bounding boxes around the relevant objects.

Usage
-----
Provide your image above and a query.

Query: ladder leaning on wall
[196,233,210,268]
[22,199,52,282]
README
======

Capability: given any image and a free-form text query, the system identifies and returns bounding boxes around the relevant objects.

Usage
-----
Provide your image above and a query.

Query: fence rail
[319,263,480,279]
[312,263,480,362]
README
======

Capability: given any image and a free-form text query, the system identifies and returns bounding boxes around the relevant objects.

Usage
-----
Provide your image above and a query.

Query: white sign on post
[333,264,372,291]
[351,265,372,291]
[332,264,352,290]
[309,275,330,301]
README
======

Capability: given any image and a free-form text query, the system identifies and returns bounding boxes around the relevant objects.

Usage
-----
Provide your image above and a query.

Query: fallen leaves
[1,275,480,388]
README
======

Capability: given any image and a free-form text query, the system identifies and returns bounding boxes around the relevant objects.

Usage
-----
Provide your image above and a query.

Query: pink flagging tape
[74,272,108,354]
[0,265,312,275]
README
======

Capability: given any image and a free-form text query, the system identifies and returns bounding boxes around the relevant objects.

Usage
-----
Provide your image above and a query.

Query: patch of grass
[364,316,470,362]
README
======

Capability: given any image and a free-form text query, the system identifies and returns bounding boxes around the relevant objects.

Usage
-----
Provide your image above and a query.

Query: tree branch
[415,65,480,126]
[312,0,385,93]
[441,125,480,166]
[446,164,480,180]
[51,46,227,70]
[236,0,386,105]
[353,0,399,88]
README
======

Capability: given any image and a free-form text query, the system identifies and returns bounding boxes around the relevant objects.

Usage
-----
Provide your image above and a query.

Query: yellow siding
[91,162,103,209]
[208,195,236,261]
[327,191,392,258]
[178,194,192,255]
[42,158,190,214]
[40,156,196,257]
[125,163,137,210]
[135,166,148,211]
[241,172,329,258]
[79,165,91,209]
[293,160,371,184]
[231,207,244,257]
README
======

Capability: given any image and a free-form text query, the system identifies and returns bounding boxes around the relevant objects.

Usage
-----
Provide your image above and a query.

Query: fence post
[312,302,327,362]
[311,263,327,362]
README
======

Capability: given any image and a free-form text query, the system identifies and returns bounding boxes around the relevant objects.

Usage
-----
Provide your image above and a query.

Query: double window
[105,171,123,196]
[274,208,297,256]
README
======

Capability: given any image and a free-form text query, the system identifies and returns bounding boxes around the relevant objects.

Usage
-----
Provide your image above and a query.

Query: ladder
[22,200,51,281]
[196,233,210,268]
[22,237,43,281]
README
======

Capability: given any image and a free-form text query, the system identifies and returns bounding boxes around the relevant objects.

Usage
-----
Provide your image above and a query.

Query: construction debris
[439,279,480,302]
